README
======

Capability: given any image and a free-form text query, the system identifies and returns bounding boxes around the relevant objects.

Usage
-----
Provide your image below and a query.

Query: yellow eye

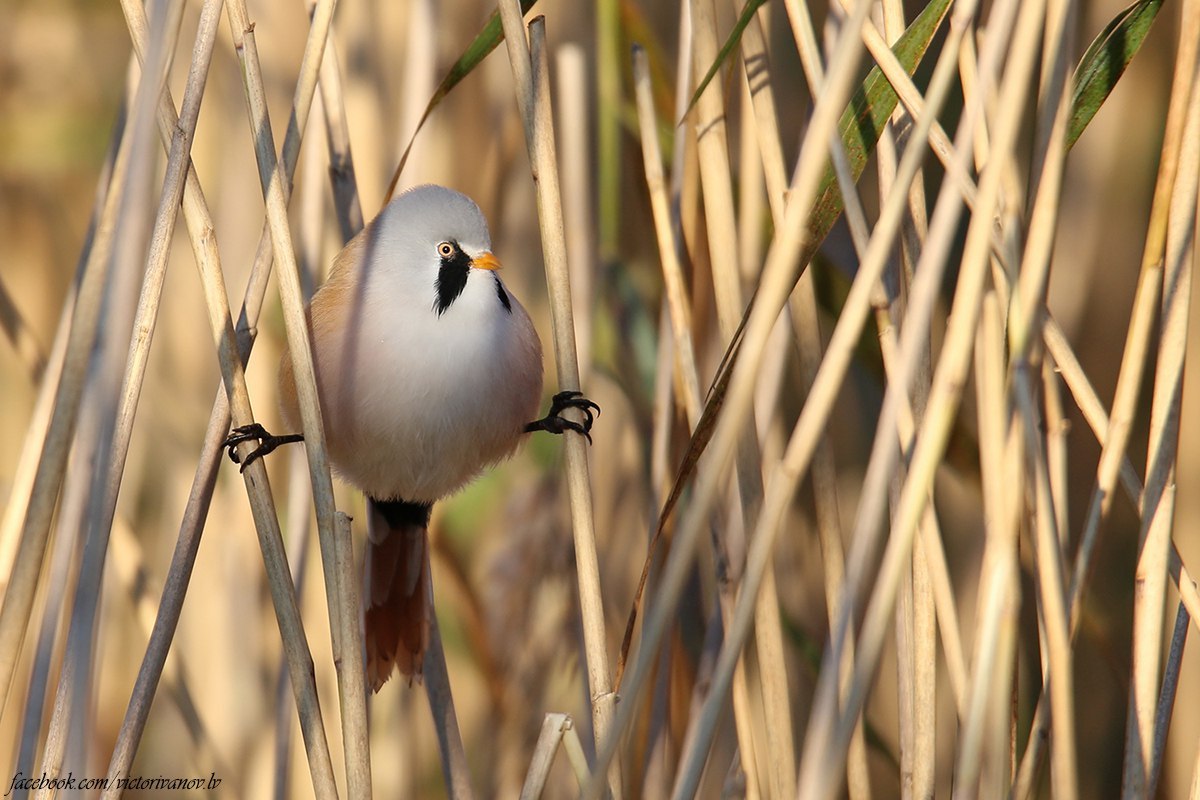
[437,242,455,259]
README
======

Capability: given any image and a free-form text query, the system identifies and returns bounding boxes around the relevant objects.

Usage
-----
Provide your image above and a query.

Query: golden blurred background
[2,0,1199,797]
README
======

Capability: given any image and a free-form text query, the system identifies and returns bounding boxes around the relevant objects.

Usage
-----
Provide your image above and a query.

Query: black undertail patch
[369,497,434,529]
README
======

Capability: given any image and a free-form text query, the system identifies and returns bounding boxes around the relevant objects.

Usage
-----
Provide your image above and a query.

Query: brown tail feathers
[364,497,433,691]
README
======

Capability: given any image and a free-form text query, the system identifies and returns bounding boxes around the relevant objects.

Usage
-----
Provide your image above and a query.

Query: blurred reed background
[1,0,1199,797]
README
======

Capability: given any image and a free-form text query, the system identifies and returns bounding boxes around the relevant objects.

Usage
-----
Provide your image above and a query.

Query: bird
[222,184,598,691]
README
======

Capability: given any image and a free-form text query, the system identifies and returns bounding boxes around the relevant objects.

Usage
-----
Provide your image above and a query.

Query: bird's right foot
[222,423,304,472]
[525,391,601,443]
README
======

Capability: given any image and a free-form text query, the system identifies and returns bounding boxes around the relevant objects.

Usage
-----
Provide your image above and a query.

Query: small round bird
[224,184,597,690]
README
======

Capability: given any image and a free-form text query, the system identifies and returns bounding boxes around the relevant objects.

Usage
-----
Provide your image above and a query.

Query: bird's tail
[363,497,433,691]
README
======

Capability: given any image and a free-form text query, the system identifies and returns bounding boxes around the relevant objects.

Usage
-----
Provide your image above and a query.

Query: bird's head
[368,184,510,317]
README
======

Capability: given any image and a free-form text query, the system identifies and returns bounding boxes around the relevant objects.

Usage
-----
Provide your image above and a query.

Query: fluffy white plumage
[279,184,544,502]
[248,184,596,687]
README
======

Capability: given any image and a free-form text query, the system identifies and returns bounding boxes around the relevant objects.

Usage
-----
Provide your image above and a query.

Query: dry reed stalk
[640,12,926,800]
[1035,326,1200,631]
[0,74,126,589]
[222,2,377,798]
[104,0,354,784]
[809,0,966,782]
[0,1,167,725]
[103,397,234,796]
[780,6,878,796]
[273,451,315,800]
[846,104,958,798]
[1019,387,1076,800]
[638,19,702,786]
[649,308,677,512]
[595,0,620,265]
[955,291,1018,795]
[496,5,618,796]
[332,511,371,799]
[874,301,972,717]
[638,326,676,800]
[795,0,1022,794]
[3,276,80,770]
[628,71,711,781]
[313,17,363,241]
[1169,551,1200,624]
[955,27,991,170]
[273,121,327,799]
[1041,322,1142,503]
[1124,51,1200,796]
[593,18,878,791]
[15,529,71,789]
[31,5,211,788]
[36,0,181,786]
[527,17,620,794]
[561,718,592,788]
[122,0,340,780]
[665,4,976,796]
[27,465,90,792]
[521,714,569,799]
[1014,369,1200,797]
[1008,0,1200,783]
[628,59,705,733]
[632,47,702,426]
[825,0,967,188]
[735,2,786,213]
[847,0,969,747]
[107,518,226,774]
[221,0,342,652]
[1071,0,1200,643]
[16,44,123,797]
[876,3,935,793]
[1043,360,1071,544]
[726,13,825,795]
[307,25,373,797]
[0,281,73,588]
[686,0,797,793]
[737,78,767,289]
[669,2,694,246]
[107,0,345,792]
[557,45,595,386]
[520,713,590,798]
[1003,2,1079,797]
[423,614,476,799]
[1150,605,1190,794]
[823,5,1130,547]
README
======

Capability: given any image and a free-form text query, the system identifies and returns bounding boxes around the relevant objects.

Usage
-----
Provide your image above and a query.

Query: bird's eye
[437,242,455,259]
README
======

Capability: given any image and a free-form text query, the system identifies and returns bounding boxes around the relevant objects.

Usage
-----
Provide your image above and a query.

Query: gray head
[367,185,507,316]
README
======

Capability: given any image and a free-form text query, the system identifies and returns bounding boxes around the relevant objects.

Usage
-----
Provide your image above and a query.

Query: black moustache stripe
[433,244,472,315]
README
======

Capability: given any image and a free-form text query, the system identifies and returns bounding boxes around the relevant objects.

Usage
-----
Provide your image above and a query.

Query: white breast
[308,269,543,503]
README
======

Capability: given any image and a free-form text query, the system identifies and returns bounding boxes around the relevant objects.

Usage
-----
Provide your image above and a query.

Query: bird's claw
[526,390,601,444]
[222,423,304,472]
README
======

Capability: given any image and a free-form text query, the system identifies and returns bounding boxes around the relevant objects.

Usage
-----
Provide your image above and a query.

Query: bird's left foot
[223,423,305,472]
[525,391,600,444]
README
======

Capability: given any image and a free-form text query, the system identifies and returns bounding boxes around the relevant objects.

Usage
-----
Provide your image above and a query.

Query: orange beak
[471,252,502,271]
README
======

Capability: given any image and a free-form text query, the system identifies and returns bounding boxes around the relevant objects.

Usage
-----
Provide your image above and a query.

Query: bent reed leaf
[1067,0,1164,149]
